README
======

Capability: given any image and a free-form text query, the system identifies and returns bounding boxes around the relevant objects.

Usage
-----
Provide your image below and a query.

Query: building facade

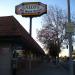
[0,16,45,75]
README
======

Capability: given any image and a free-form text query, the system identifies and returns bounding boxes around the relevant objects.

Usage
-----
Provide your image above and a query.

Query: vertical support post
[10,43,16,75]
[11,43,14,75]
[67,0,73,75]
[29,51,32,71]
[29,17,33,71]
[68,34,73,75]
[30,17,32,36]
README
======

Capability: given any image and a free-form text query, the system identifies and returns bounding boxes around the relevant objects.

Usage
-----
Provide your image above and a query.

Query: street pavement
[17,62,69,75]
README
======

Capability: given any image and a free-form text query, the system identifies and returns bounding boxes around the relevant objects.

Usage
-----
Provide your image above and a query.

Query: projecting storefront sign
[15,2,47,38]
[15,2,47,17]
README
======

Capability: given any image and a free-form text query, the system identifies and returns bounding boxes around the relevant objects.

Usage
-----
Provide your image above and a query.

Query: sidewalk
[17,62,69,75]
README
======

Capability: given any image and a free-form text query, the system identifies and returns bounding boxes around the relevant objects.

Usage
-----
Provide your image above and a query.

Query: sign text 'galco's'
[15,2,47,17]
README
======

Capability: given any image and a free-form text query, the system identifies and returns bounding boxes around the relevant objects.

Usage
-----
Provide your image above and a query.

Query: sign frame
[15,2,47,17]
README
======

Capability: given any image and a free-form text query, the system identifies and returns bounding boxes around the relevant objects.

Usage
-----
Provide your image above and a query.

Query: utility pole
[67,0,73,75]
